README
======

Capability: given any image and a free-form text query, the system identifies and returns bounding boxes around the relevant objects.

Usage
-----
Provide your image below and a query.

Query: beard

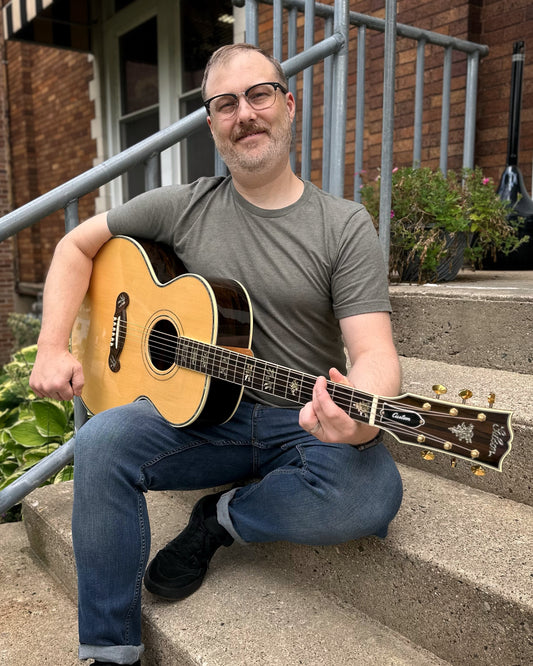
[213,112,294,173]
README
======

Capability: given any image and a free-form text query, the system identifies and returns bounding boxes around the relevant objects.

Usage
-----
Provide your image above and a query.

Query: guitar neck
[177,336,375,424]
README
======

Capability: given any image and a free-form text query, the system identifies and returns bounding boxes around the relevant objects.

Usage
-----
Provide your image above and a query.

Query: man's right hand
[30,347,85,402]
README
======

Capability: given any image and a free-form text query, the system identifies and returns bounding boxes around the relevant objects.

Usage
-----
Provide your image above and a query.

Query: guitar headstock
[377,387,513,472]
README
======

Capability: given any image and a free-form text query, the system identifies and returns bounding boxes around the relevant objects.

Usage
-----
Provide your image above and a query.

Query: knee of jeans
[74,405,143,464]
[302,470,403,544]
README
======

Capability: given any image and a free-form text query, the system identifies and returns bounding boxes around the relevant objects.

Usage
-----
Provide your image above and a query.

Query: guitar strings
[103,318,502,461]
[112,319,495,416]
[113,320,495,424]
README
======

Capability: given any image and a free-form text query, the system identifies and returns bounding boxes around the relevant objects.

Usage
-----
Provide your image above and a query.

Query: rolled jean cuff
[79,643,144,664]
[217,487,247,545]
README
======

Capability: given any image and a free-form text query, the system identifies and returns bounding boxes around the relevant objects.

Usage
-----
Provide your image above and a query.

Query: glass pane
[181,0,233,92]
[120,109,160,201]
[119,17,158,115]
[182,95,214,182]
[115,0,135,11]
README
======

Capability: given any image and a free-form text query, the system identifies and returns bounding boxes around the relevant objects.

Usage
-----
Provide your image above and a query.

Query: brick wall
[7,42,97,286]
[256,0,532,194]
[476,0,533,186]
[0,23,15,362]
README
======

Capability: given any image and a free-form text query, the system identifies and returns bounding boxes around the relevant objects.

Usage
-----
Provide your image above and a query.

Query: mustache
[232,122,270,141]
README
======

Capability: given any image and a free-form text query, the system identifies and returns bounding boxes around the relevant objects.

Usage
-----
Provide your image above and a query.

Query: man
[30,44,403,666]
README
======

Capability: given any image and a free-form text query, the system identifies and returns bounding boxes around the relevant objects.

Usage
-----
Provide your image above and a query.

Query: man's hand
[299,368,379,445]
[30,347,84,401]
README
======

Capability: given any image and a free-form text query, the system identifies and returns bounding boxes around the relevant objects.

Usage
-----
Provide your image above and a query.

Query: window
[118,16,159,200]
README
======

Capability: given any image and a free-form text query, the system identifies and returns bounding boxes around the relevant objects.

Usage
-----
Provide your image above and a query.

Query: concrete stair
[5,269,533,665]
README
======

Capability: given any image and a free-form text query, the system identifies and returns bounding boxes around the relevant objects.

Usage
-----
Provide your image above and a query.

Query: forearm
[346,348,401,399]
[30,213,111,399]
[37,237,94,351]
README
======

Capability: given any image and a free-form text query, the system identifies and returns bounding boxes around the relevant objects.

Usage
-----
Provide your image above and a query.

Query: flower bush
[360,166,528,283]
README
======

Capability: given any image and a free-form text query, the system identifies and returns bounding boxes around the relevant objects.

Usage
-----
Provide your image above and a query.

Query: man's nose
[235,94,258,120]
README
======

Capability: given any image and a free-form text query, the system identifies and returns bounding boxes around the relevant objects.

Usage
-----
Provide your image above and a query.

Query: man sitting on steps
[29,43,403,666]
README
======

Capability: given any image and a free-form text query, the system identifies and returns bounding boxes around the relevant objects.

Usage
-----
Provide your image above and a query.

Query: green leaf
[31,400,69,438]
[53,465,74,483]
[6,420,48,448]
[21,442,60,467]
[0,468,24,491]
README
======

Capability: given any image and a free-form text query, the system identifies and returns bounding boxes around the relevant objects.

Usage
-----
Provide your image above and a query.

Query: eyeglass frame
[204,81,288,117]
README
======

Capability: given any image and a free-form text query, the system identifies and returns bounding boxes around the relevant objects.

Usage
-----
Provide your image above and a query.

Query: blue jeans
[73,400,403,664]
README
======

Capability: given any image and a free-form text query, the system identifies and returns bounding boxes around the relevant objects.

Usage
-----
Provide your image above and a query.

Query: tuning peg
[421,450,435,461]
[471,465,486,477]
[432,384,447,399]
[450,457,457,468]
[459,389,473,404]
[487,392,496,407]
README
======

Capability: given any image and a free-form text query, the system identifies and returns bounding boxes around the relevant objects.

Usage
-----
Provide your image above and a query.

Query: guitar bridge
[109,292,129,372]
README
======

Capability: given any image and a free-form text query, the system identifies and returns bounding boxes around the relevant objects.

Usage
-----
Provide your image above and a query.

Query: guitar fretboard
[176,336,377,425]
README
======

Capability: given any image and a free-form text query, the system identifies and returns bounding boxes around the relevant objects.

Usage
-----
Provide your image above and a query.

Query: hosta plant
[0,345,74,520]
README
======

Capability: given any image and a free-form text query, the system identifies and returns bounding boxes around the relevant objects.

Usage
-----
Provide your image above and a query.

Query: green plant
[360,166,528,283]
[0,345,74,521]
[7,312,41,351]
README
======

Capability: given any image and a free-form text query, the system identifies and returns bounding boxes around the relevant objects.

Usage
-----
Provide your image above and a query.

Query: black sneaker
[144,491,234,600]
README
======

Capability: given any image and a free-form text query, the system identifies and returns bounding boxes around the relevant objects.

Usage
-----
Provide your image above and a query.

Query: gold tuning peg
[471,465,486,477]
[459,389,473,404]
[487,392,496,407]
[421,450,435,461]
[432,384,447,399]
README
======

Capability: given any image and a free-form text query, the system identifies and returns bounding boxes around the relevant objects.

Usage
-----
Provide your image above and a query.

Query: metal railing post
[413,39,426,167]
[440,46,453,174]
[378,0,398,265]
[328,0,350,197]
[353,24,366,202]
[463,50,479,170]
[321,15,334,192]
[245,0,259,44]
[300,0,315,181]
[144,153,160,191]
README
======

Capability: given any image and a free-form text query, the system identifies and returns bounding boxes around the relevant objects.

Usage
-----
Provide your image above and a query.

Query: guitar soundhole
[148,318,178,371]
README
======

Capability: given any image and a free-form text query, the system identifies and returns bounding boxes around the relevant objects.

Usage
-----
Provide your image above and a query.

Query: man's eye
[216,98,236,113]
[249,91,268,102]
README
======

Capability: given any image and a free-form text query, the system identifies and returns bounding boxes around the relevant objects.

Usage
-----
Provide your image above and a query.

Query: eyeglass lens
[211,83,279,116]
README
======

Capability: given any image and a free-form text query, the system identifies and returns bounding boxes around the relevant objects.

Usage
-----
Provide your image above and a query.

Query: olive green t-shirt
[107,177,390,407]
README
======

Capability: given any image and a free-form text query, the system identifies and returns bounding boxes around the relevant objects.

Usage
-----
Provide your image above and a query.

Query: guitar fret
[285,369,306,403]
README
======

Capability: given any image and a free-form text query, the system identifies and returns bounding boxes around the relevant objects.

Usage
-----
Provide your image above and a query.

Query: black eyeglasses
[204,82,288,118]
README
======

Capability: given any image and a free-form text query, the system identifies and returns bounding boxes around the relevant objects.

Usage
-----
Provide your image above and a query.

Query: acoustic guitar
[71,236,513,473]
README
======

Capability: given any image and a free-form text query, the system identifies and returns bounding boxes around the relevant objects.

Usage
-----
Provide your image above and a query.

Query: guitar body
[71,236,253,426]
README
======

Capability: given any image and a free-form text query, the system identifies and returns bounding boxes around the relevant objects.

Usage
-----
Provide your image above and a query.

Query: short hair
[201,43,288,100]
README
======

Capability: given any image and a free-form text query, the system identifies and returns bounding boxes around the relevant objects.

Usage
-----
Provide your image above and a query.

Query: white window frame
[101,0,181,206]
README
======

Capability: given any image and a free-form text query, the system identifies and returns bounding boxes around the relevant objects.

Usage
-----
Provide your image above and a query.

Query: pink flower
[392,167,399,173]
[390,210,395,219]
[482,177,490,185]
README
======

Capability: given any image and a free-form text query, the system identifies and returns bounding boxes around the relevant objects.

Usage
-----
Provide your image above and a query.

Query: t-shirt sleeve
[106,186,182,246]
[331,205,391,319]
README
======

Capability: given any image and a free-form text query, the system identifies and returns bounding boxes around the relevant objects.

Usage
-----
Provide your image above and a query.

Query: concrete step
[0,521,80,666]
[21,468,532,666]
[389,269,533,375]
[387,356,533,506]
[7,492,452,666]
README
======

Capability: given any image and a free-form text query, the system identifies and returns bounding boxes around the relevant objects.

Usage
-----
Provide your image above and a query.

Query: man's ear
[207,114,213,133]
[286,92,296,122]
